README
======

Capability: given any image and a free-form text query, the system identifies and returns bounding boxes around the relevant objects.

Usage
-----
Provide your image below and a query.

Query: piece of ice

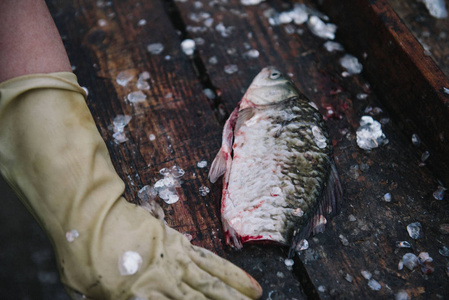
[395,291,410,300]
[439,246,449,257]
[224,64,238,74]
[395,241,411,248]
[137,19,146,26]
[418,252,433,264]
[312,125,327,148]
[66,230,79,242]
[137,185,157,202]
[361,270,372,280]
[127,91,147,103]
[401,253,418,270]
[197,160,208,168]
[199,186,210,196]
[116,71,134,87]
[113,115,132,131]
[339,234,349,246]
[411,134,421,146]
[149,134,156,141]
[348,214,357,222]
[284,258,294,267]
[203,88,216,99]
[433,185,447,200]
[241,0,265,6]
[297,239,309,251]
[215,22,234,37]
[383,193,392,202]
[147,43,164,55]
[356,116,387,150]
[317,286,326,292]
[420,0,448,18]
[307,16,337,39]
[209,56,218,64]
[181,39,196,56]
[291,4,309,24]
[444,87,449,94]
[98,19,107,27]
[324,41,344,52]
[137,72,150,90]
[368,279,381,291]
[357,93,368,100]
[171,165,185,178]
[421,151,430,162]
[244,49,260,59]
[118,251,142,276]
[113,131,128,144]
[345,273,353,282]
[339,54,363,75]
[407,222,423,239]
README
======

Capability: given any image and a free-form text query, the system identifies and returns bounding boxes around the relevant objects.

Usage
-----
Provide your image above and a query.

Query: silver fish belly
[209,67,342,254]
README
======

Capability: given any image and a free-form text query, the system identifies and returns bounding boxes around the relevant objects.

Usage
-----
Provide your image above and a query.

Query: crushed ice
[137,185,165,220]
[339,54,363,75]
[324,41,344,52]
[433,185,447,200]
[284,258,294,267]
[66,230,79,242]
[116,71,134,87]
[141,166,185,205]
[197,160,208,168]
[199,186,210,196]
[356,116,388,150]
[136,72,150,90]
[224,64,238,74]
[127,91,147,103]
[118,251,142,276]
[181,39,196,56]
[307,16,337,39]
[241,0,265,5]
[383,193,392,202]
[420,0,448,19]
[407,222,423,239]
[112,115,132,144]
[147,43,164,55]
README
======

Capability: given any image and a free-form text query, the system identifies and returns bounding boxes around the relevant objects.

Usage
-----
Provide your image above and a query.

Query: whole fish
[209,67,342,256]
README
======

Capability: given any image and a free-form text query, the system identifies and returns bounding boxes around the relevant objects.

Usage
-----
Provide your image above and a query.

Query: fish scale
[209,67,342,255]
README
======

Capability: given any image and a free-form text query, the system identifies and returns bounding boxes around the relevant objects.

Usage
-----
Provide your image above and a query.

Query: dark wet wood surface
[2,0,449,299]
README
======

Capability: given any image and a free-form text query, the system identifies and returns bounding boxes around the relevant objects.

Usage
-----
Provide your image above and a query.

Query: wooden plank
[387,0,449,78]
[171,0,449,298]
[318,0,449,189]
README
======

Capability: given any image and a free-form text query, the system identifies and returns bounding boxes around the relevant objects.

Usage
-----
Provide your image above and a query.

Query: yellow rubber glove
[0,73,262,300]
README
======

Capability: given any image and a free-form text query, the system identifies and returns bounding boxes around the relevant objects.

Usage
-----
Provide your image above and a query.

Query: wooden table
[1,0,449,299]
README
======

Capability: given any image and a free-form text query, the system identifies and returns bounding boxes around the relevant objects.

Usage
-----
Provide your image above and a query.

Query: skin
[0,0,72,82]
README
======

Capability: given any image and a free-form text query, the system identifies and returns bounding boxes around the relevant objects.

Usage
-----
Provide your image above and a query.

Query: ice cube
[118,251,142,275]
[127,91,147,103]
[224,64,238,74]
[181,39,196,56]
[307,16,337,39]
[66,230,79,242]
[116,71,134,87]
[407,222,423,239]
[147,43,164,55]
[339,54,363,75]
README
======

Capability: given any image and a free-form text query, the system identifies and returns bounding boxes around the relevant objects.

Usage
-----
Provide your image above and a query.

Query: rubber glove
[0,73,262,300]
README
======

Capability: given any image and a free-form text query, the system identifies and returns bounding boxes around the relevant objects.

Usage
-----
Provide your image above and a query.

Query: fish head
[242,67,300,106]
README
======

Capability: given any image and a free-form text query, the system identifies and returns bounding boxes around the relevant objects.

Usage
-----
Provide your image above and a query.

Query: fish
[209,67,342,256]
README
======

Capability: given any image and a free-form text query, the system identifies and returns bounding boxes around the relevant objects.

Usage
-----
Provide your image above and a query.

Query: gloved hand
[0,73,262,300]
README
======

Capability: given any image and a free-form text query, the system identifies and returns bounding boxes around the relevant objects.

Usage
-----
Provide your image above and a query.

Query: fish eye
[270,72,281,79]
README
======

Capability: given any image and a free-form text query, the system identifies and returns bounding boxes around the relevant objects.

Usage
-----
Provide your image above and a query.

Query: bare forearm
[0,0,72,82]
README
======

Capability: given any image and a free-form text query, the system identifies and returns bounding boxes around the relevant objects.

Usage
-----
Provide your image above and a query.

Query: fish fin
[289,162,343,257]
[235,107,256,132]
[209,148,228,183]
[222,217,243,249]
[209,107,239,183]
